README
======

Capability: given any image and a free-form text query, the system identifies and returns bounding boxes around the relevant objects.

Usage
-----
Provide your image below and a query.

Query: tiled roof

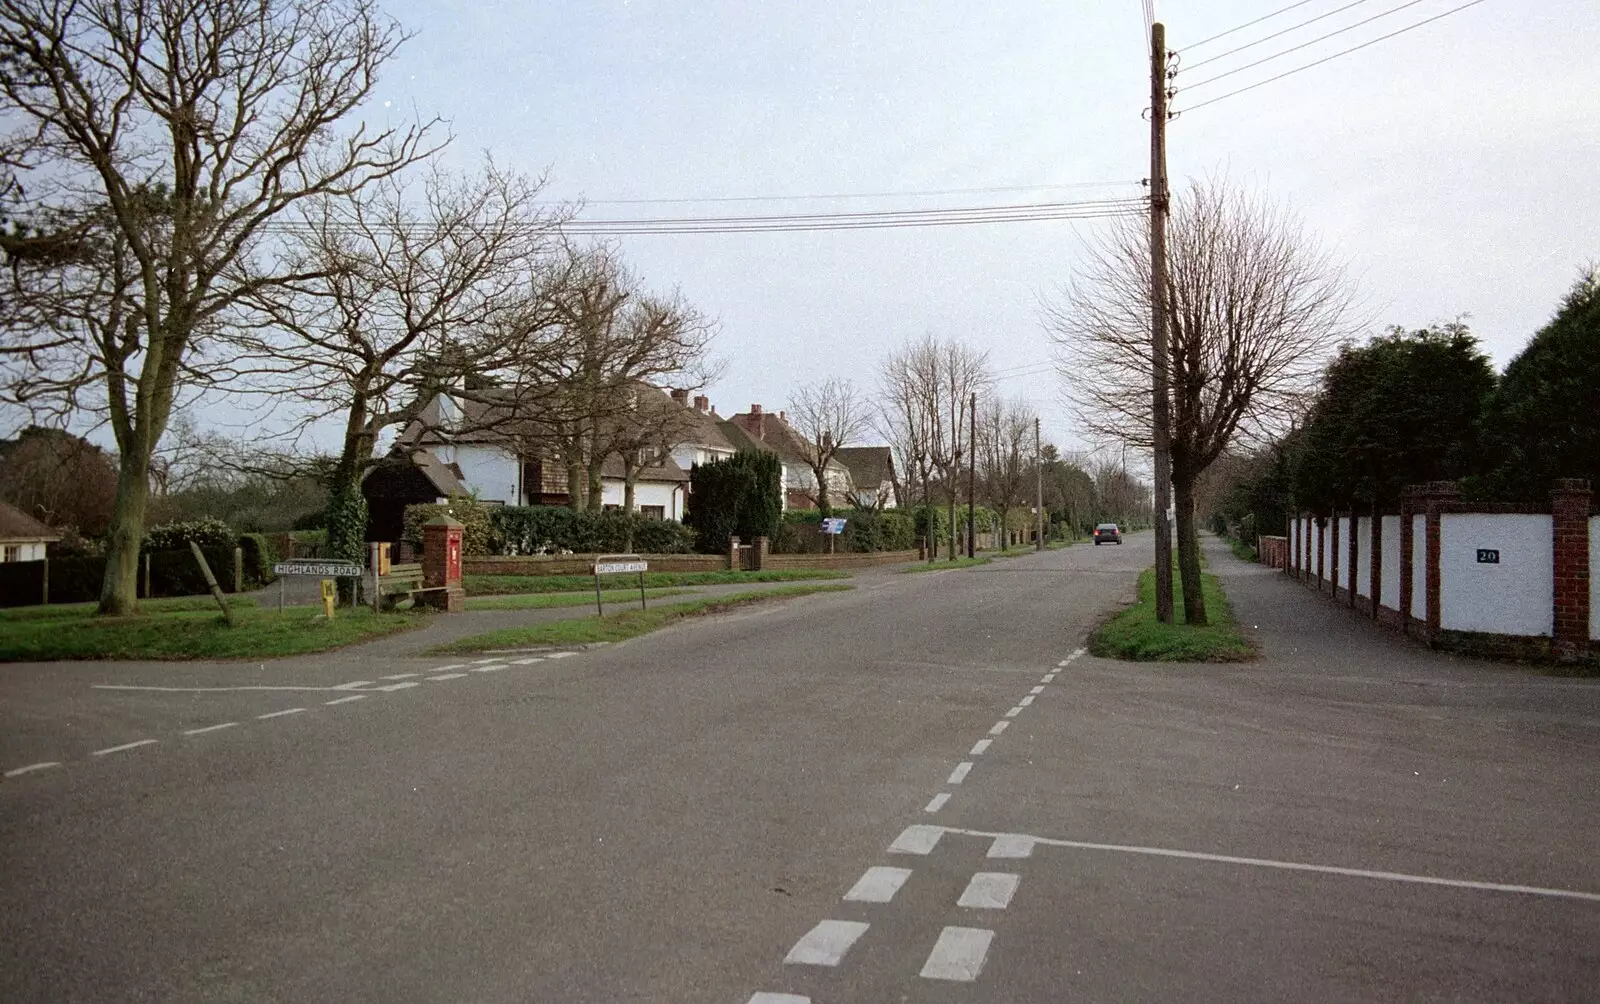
[834,446,894,487]
[0,500,59,541]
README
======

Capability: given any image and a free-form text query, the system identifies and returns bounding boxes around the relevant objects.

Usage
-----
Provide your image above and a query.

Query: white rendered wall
[1322,521,1334,583]
[1439,513,1552,636]
[1410,515,1427,617]
[434,444,519,503]
[1339,517,1353,592]
[1590,516,1599,640]
[600,479,681,520]
[1379,515,1402,611]
[1355,517,1372,598]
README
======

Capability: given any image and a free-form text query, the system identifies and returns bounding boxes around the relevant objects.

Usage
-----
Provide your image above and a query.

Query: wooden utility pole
[966,391,977,558]
[1035,416,1045,551]
[1150,20,1175,624]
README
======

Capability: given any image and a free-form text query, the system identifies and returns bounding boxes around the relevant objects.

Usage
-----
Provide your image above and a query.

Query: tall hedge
[400,500,696,556]
[402,500,496,555]
[684,449,783,554]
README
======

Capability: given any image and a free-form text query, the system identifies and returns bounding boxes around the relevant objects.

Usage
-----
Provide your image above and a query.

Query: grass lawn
[462,568,848,596]
[1089,567,1256,662]
[434,584,854,653]
[0,598,427,662]
[900,556,992,574]
[463,587,692,611]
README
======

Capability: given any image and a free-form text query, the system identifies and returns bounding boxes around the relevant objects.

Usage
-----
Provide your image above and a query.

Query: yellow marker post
[320,579,337,619]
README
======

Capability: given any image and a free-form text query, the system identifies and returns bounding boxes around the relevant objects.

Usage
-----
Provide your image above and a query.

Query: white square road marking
[958,872,1021,909]
[987,834,1035,859]
[331,680,373,690]
[470,665,508,672]
[546,651,578,660]
[380,673,418,681]
[509,657,545,665]
[920,926,995,982]
[889,824,944,855]
[783,919,870,967]
[843,866,913,903]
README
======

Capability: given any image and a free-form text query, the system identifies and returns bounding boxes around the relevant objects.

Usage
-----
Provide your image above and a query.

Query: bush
[488,506,695,555]
[844,510,916,552]
[403,499,495,556]
[238,533,281,586]
[684,449,783,554]
[144,517,234,552]
[145,545,240,596]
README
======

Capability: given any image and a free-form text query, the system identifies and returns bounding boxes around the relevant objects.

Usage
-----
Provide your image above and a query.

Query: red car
[1093,523,1123,545]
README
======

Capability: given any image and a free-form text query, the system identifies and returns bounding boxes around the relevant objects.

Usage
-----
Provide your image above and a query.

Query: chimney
[693,394,709,413]
[671,388,689,405]
[750,403,762,415]
[778,410,787,422]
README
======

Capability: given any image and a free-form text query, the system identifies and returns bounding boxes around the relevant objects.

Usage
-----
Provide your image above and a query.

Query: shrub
[684,449,782,554]
[144,517,234,552]
[403,498,495,555]
[844,510,916,552]
[488,505,695,555]
[238,533,281,586]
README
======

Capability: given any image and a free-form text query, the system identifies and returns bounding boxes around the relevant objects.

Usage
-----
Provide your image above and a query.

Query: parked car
[1093,523,1122,545]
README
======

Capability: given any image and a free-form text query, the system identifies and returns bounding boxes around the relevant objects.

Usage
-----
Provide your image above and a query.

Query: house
[833,446,900,509]
[0,501,60,562]
[722,404,855,510]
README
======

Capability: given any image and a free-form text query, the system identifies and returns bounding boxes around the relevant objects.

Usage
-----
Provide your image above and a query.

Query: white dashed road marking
[426,673,467,681]
[920,925,995,982]
[925,793,951,813]
[330,680,373,690]
[1029,685,1045,694]
[1057,659,1071,667]
[257,708,306,720]
[182,722,238,736]
[889,824,944,855]
[747,995,811,1004]
[784,919,870,967]
[1042,673,1056,683]
[430,664,468,672]
[988,721,1010,736]
[4,762,59,777]
[1018,695,1035,707]
[376,681,420,692]
[1003,706,1022,718]
[470,664,508,672]
[508,657,545,665]
[546,651,578,659]
[92,739,158,756]
[380,673,418,681]
[469,657,504,664]
[958,872,1021,909]
[843,866,913,903]
[947,762,973,785]
[969,739,993,756]
[325,695,366,706]
[987,834,1035,859]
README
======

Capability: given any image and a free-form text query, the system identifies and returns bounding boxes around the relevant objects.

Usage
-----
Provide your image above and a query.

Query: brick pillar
[1369,501,1383,619]
[727,536,740,571]
[421,516,465,613]
[1550,479,1592,662]
[1399,489,1417,633]
[1414,481,1460,646]
[1330,513,1341,600]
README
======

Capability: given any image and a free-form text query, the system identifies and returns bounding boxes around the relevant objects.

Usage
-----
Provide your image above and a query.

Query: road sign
[594,560,649,574]
[821,517,848,535]
[273,561,364,577]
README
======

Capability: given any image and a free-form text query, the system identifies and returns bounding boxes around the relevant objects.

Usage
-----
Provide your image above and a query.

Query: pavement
[2,535,1596,1002]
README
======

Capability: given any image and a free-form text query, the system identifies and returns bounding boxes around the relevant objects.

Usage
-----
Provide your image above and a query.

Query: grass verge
[1225,536,1259,563]
[1089,567,1255,662]
[434,584,854,653]
[462,568,848,596]
[900,556,993,574]
[0,600,426,662]
[463,587,692,611]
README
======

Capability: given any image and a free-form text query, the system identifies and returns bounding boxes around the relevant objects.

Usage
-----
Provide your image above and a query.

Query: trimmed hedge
[400,501,696,557]
[773,509,917,553]
[402,500,495,555]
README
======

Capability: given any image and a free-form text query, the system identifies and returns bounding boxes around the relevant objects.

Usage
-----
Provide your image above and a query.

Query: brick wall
[464,553,729,576]
[760,550,921,570]
[1259,535,1288,569]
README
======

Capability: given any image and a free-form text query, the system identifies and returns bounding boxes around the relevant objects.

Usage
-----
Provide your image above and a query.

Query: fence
[1284,479,1595,662]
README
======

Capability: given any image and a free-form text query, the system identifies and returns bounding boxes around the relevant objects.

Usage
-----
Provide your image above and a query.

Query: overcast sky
[37,0,1600,461]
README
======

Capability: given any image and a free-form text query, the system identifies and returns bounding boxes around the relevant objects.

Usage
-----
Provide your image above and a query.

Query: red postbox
[421,516,466,612]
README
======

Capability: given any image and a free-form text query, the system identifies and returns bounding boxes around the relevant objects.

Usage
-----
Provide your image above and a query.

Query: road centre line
[958,872,1021,909]
[92,739,158,756]
[948,762,973,785]
[257,708,306,720]
[330,680,373,690]
[94,684,356,693]
[381,673,418,680]
[470,665,508,672]
[182,722,238,736]
[429,664,468,672]
[426,673,468,681]
[1029,685,1045,695]
[783,919,869,966]
[376,681,420,692]
[988,721,1010,736]
[987,834,1035,859]
[1042,674,1056,683]
[547,651,578,659]
[920,926,994,982]
[508,657,545,665]
[746,995,811,1004]
[940,826,1600,903]
[1003,707,1022,718]
[889,824,944,855]
[1057,660,1071,667]
[325,695,367,705]
[843,866,913,903]
[469,657,504,664]
[969,739,993,756]
[925,793,952,813]
[4,762,60,777]
[1018,695,1035,707]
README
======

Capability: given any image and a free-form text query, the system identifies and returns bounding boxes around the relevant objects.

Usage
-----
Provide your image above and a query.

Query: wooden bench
[377,563,449,610]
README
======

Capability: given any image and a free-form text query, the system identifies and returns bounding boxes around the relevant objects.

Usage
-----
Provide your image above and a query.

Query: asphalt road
[2,536,1597,1002]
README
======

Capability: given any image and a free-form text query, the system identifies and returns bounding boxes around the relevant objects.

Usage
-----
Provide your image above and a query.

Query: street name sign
[594,560,649,574]
[273,561,364,577]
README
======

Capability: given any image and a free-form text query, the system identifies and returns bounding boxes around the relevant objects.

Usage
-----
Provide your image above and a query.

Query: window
[3,545,20,563]
[640,505,665,520]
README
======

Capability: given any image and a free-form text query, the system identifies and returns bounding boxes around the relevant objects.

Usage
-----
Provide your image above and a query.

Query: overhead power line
[1180,0,1323,51]
[567,180,1143,206]
[1182,0,1436,90]
[1179,0,1491,111]
[1181,0,1385,71]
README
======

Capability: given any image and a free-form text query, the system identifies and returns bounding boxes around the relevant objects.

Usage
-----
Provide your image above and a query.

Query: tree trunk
[586,459,604,511]
[947,484,957,562]
[566,457,586,511]
[97,450,152,615]
[622,477,636,512]
[812,463,832,518]
[1173,476,1207,625]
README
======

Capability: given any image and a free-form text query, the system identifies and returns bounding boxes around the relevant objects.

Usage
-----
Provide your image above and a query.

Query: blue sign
[821,517,848,535]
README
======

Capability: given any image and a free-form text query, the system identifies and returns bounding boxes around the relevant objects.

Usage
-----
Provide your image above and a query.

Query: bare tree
[976,397,1037,546]
[928,340,990,560]
[787,377,870,517]
[238,160,567,570]
[1047,180,1353,623]
[0,0,438,613]
[877,336,940,552]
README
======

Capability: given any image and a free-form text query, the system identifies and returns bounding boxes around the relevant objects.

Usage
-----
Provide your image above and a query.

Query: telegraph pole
[1149,20,1175,624]
[1035,416,1045,551]
[966,391,977,558]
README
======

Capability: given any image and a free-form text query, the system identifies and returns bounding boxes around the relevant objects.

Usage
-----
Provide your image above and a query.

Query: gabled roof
[0,501,60,541]
[725,410,850,472]
[834,446,895,487]
[363,449,465,498]
[599,452,689,483]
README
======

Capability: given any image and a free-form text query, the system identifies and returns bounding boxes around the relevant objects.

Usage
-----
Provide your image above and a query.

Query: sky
[22,0,1600,463]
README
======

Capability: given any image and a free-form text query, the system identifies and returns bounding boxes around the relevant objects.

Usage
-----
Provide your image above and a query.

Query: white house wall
[1438,513,1552,636]
[1410,515,1427,617]
[2,541,48,562]
[1355,517,1371,598]
[1379,515,1402,611]
[599,479,682,520]
[433,445,519,504]
[1322,521,1334,583]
